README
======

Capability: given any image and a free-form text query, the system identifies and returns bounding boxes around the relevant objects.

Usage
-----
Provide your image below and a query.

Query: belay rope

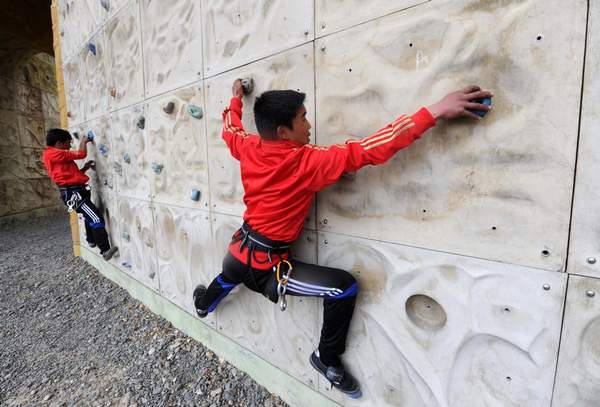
[276,260,293,311]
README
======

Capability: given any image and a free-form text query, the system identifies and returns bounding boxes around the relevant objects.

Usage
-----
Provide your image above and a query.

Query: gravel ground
[0,212,289,407]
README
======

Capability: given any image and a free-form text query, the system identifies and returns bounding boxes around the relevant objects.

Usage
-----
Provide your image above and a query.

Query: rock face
[54,0,600,405]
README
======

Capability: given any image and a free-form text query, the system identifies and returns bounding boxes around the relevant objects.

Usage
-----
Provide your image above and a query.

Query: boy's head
[46,128,72,150]
[253,90,311,145]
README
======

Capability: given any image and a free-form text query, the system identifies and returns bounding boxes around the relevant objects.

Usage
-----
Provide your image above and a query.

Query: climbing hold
[109,87,116,97]
[151,163,164,175]
[187,105,203,119]
[467,97,492,117]
[87,131,94,142]
[113,162,122,175]
[113,250,120,258]
[191,189,201,201]
[67,111,72,118]
[72,132,79,140]
[123,153,131,164]
[98,143,108,157]
[241,78,254,95]
[163,101,175,114]
[122,262,132,268]
[103,180,108,185]
[341,172,356,180]
[121,233,130,241]
[100,0,109,11]
[88,42,96,55]
[90,162,96,171]
[145,239,154,248]
[136,115,145,129]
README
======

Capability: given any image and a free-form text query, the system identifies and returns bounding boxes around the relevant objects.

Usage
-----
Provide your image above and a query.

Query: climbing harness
[65,191,82,212]
[59,184,90,213]
[276,260,293,311]
[230,222,292,300]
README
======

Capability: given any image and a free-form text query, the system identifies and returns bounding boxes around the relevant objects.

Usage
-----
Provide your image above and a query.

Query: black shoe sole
[193,285,208,318]
[309,351,361,397]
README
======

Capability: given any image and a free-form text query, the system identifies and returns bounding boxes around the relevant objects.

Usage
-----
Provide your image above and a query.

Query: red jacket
[43,146,89,186]
[223,97,436,268]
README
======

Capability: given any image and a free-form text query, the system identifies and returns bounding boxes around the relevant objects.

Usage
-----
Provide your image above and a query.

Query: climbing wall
[57,0,600,405]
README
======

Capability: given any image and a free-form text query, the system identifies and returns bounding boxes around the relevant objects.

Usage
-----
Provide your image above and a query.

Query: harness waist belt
[58,183,87,192]
[232,222,292,254]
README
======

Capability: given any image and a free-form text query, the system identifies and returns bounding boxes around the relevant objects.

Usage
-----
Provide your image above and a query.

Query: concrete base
[0,204,64,226]
[80,247,338,407]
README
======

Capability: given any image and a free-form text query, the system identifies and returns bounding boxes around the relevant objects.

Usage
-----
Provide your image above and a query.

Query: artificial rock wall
[57,0,600,405]
[0,33,62,217]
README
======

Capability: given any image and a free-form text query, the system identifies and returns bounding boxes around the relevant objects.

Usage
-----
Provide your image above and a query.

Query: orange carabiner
[276,260,293,284]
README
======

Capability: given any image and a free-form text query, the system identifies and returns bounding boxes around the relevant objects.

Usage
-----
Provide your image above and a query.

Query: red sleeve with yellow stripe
[54,148,87,162]
[222,98,253,161]
[298,108,436,192]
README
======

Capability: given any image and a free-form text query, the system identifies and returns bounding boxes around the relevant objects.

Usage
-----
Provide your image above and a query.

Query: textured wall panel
[28,178,62,209]
[210,212,320,389]
[15,53,58,94]
[0,77,15,111]
[205,43,316,221]
[317,231,566,406]
[567,0,600,279]
[104,0,145,112]
[82,30,109,121]
[0,146,23,180]
[202,0,313,77]
[0,180,28,216]
[84,116,115,194]
[110,103,151,201]
[15,82,43,119]
[42,91,59,122]
[552,275,600,406]
[140,0,203,98]
[0,111,20,146]
[58,0,105,61]
[105,0,131,21]
[118,196,159,292]
[63,49,87,127]
[315,0,427,37]
[21,148,47,178]
[154,204,215,322]
[17,116,45,149]
[145,83,209,209]
[314,0,586,271]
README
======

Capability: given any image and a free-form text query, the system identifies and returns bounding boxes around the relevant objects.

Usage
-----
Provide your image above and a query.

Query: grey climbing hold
[187,105,203,119]
[341,172,356,180]
[113,162,122,175]
[113,250,120,258]
[123,153,131,164]
[87,131,94,142]
[163,101,175,114]
[100,0,109,11]
[241,78,254,95]
[191,189,201,201]
[121,233,130,241]
[151,163,164,175]
[98,143,108,157]
[136,115,145,129]
[72,132,79,140]
[88,43,96,55]
[122,262,132,268]
[103,180,108,185]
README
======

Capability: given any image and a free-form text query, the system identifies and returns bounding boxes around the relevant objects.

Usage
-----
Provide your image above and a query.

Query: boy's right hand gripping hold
[427,86,493,121]
[232,78,244,100]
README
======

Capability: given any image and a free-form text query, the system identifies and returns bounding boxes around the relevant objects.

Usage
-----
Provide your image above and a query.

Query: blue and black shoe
[310,349,362,398]
[193,284,208,319]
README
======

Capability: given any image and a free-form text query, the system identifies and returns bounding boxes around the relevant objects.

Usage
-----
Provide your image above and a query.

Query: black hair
[46,128,72,147]
[253,90,306,141]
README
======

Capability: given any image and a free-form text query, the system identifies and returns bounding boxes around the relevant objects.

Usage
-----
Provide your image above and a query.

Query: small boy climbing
[43,129,118,261]
[193,79,493,398]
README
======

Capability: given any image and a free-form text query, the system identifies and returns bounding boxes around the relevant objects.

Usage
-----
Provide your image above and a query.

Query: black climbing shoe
[193,285,208,319]
[101,246,118,261]
[310,349,362,398]
[87,241,97,248]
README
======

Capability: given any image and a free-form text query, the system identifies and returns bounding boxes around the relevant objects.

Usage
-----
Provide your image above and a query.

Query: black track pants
[197,251,358,358]
[61,189,111,252]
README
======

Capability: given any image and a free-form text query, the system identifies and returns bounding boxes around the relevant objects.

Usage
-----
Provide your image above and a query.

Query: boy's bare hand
[81,160,95,172]
[427,86,493,121]
[232,79,244,99]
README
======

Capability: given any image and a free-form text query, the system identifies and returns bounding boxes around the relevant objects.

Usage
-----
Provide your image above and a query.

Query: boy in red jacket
[194,80,492,397]
[43,129,118,261]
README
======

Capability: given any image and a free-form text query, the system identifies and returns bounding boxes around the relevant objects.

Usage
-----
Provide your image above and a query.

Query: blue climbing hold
[191,189,201,201]
[124,153,131,164]
[151,163,164,175]
[122,262,132,268]
[88,42,96,55]
[87,131,94,142]
[100,0,109,11]
[467,97,492,117]
[187,105,203,119]
[98,143,108,157]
